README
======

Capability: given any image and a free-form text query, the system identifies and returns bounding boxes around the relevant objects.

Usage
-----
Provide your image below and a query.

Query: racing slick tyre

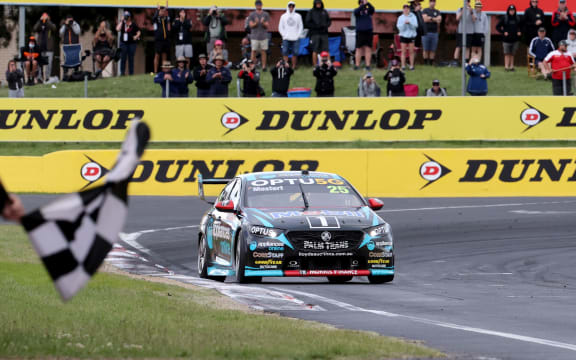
[198,235,226,282]
[235,232,262,284]
[327,276,353,283]
[367,274,394,284]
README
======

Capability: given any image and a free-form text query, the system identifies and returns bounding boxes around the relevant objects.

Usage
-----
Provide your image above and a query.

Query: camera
[67,19,73,26]
[124,15,129,20]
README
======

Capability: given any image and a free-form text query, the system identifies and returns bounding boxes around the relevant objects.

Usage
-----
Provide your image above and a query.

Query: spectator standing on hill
[453,0,475,65]
[313,51,337,97]
[358,72,380,97]
[154,61,179,97]
[6,60,24,98]
[529,27,554,76]
[567,29,576,56]
[354,0,375,71]
[422,0,442,66]
[397,4,418,71]
[497,5,522,72]
[153,3,171,74]
[551,0,575,46]
[306,0,331,66]
[523,0,545,46]
[409,1,426,49]
[193,54,213,97]
[33,13,56,82]
[279,1,303,69]
[248,0,271,70]
[207,55,232,97]
[384,59,405,96]
[21,36,41,85]
[426,79,447,96]
[466,57,490,96]
[270,59,294,97]
[59,14,80,45]
[544,40,575,95]
[116,11,141,76]
[472,2,489,61]
[203,6,228,55]
[209,39,230,67]
[238,59,262,97]
[172,56,193,97]
[173,9,193,69]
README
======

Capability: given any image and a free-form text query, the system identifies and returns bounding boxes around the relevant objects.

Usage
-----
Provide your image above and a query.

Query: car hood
[243,206,384,231]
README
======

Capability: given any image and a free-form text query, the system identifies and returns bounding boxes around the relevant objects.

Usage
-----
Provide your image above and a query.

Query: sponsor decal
[249,241,258,251]
[250,186,284,192]
[254,260,282,265]
[458,158,576,183]
[285,270,371,277]
[374,241,393,247]
[298,252,353,257]
[249,240,285,249]
[306,216,340,229]
[303,240,349,250]
[369,252,393,258]
[420,154,452,189]
[368,259,391,264]
[320,231,332,242]
[221,107,249,134]
[268,210,364,220]
[367,241,375,251]
[520,103,549,131]
[80,155,109,189]
[213,224,232,242]
[219,241,231,255]
[250,178,344,186]
[253,252,283,258]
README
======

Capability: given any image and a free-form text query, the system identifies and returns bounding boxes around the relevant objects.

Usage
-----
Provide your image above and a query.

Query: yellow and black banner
[2,98,576,142]
[2,148,576,197]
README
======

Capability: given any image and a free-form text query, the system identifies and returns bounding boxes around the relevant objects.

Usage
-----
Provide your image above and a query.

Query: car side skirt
[244,268,395,277]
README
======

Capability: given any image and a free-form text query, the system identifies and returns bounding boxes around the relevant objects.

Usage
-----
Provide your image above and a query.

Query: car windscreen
[245,177,364,208]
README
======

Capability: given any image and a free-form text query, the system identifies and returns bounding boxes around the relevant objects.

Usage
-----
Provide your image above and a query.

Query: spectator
[248,0,271,70]
[472,1,489,61]
[544,40,575,95]
[92,22,115,77]
[241,36,252,60]
[20,36,41,85]
[305,0,331,66]
[567,29,576,56]
[426,79,447,96]
[33,12,56,82]
[453,0,475,65]
[172,56,193,97]
[270,59,294,96]
[6,60,24,98]
[313,51,337,97]
[384,59,406,96]
[466,57,490,96]
[238,59,262,97]
[173,9,193,69]
[529,27,554,77]
[396,4,418,71]
[193,53,213,97]
[279,1,303,69]
[358,72,380,97]
[523,0,545,46]
[154,61,179,97]
[409,1,426,49]
[116,11,141,76]
[421,0,442,66]
[153,3,171,73]
[551,0,575,46]
[59,14,80,45]
[209,39,230,67]
[203,6,229,55]
[207,55,232,97]
[354,0,375,70]
[497,5,522,71]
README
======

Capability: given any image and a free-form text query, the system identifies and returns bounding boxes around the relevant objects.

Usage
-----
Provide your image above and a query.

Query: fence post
[563,71,567,96]
[165,79,170,98]
[84,74,88,98]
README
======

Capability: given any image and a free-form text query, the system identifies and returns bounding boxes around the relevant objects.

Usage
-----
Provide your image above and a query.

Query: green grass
[0,225,443,359]
[1,64,553,98]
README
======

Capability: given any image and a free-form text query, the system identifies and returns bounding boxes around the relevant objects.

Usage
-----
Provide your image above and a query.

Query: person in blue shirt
[396,4,418,70]
[466,57,490,96]
[529,27,555,77]
[207,55,232,97]
[354,0,375,70]
[154,61,180,98]
[171,56,193,97]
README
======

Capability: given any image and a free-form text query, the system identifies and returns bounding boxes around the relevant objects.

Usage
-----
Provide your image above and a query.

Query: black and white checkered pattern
[21,121,149,301]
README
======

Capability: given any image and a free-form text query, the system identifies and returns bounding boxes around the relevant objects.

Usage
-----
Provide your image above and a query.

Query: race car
[197,171,394,284]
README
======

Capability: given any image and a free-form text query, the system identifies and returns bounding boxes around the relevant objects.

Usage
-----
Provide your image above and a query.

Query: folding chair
[527,52,537,77]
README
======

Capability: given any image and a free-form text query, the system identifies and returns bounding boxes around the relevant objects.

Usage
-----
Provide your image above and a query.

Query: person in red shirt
[544,40,576,95]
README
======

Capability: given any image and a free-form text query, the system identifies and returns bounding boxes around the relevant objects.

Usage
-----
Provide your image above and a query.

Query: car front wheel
[198,234,225,282]
[235,232,261,284]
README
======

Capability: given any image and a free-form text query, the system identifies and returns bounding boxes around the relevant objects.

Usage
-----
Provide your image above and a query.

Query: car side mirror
[215,200,235,213]
[368,198,384,211]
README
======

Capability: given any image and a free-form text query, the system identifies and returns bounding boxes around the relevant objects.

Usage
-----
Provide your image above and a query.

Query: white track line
[274,288,576,352]
[378,200,576,213]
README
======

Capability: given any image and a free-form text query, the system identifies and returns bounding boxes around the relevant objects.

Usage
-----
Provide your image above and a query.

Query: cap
[161,60,173,68]
[569,29,576,34]
[123,10,131,17]
[475,1,483,7]
[432,79,440,85]
[28,36,36,41]
[214,55,224,61]
[198,53,207,59]
[507,4,516,11]
[559,39,568,46]
[320,51,330,57]
[390,59,399,66]
[255,0,263,5]
[176,56,187,63]
[403,4,410,8]
[559,0,566,3]
[215,39,223,46]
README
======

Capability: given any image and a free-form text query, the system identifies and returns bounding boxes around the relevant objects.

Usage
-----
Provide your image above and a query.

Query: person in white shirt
[566,29,576,57]
[279,1,303,69]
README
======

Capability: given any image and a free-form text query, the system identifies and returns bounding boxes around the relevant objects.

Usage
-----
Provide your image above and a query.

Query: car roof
[238,171,344,182]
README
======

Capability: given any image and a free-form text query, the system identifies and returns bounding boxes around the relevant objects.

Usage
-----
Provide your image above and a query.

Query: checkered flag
[21,121,150,301]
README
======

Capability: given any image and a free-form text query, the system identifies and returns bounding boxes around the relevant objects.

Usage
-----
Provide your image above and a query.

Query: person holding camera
[466,56,490,96]
[238,59,262,97]
[358,72,380,97]
[20,36,41,85]
[193,54,213,97]
[59,15,80,45]
[153,1,171,74]
[313,51,337,97]
[116,11,141,76]
[248,0,271,70]
[93,21,115,77]
[271,59,294,97]
[173,9,193,69]
[354,0,375,71]
[203,6,229,55]
[33,13,56,82]
[6,60,24,98]
[207,55,232,97]
[384,59,405,97]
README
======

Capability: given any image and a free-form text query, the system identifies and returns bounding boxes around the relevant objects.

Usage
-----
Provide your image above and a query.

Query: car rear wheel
[327,276,353,283]
[235,232,262,284]
[198,235,226,282]
[368,274,394,284]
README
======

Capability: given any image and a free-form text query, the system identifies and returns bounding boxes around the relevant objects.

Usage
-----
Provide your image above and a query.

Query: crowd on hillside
[6,0,576,98]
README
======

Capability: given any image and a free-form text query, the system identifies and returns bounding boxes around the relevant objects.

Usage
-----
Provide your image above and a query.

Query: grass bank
[0,225,443,359]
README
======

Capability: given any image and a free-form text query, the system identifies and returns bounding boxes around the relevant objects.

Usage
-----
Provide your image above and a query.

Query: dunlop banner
[2,98,576,142]
[2,148,576,197]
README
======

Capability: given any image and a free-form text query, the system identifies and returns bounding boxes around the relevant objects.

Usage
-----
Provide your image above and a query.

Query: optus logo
[420,155,451,189]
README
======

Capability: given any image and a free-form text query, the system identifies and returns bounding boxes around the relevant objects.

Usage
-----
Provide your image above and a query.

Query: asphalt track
[15,195,576,360]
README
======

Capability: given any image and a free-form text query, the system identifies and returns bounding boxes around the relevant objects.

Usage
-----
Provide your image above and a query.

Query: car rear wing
[198,174,233,201]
